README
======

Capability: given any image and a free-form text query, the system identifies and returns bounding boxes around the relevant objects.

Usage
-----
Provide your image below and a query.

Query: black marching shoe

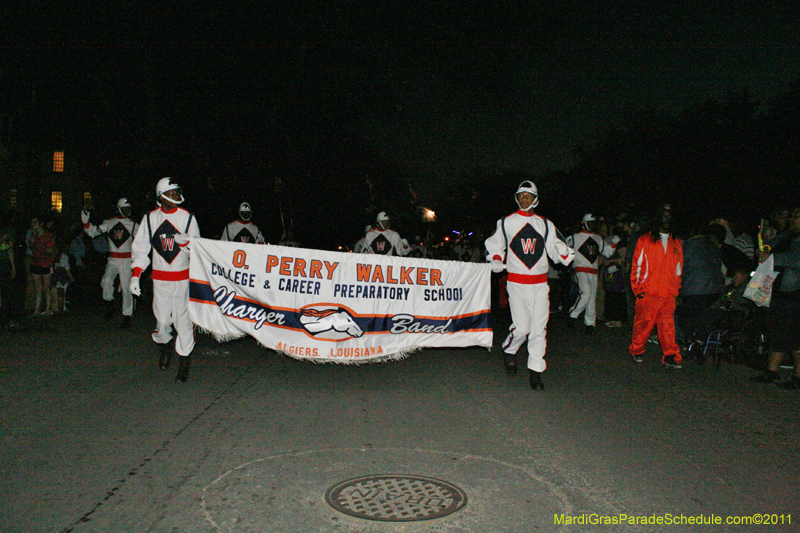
[175,356,191,383]
[749,370,779,383]
[119,316,132,329]
[585,325,595,335]
[662,355,682,370]
[566,317,577,330]
[502,353,518,376]
[529,370,545,390]
[104,300,115,321]
[158,344,173,370]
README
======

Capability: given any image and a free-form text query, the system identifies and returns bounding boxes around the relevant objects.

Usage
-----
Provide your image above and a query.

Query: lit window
[51,191,63,213]
[83,192,93,211]
[53,151,64,172]
[10,189,17,208]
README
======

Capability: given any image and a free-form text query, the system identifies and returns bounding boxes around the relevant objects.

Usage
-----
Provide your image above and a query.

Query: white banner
[189,238,492,363]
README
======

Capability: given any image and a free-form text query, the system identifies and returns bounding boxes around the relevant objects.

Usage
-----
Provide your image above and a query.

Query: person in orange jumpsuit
[628,204,684,368]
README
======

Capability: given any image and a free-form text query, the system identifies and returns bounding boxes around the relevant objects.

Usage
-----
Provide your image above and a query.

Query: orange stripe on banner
[355,309,491,320]
[191,278,299,312]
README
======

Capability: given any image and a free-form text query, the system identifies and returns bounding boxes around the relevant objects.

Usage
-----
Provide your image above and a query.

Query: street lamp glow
[423,208,436,222]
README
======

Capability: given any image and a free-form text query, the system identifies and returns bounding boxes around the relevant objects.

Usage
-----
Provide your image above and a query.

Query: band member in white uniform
[485,181,574,390]
[566,213,619,333]
[220,202,265,244]
[81,198,139,328]
[130,177,200,383]
[353,225,372,253]
[362,212,410,256]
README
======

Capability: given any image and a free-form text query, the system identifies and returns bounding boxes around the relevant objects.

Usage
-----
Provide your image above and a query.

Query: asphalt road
[2,305,799,532]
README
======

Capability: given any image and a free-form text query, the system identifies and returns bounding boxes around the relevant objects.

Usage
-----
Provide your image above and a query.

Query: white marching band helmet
[515,180,539,210]
[117,198,132,218]
[239,202,252,221]
[582,213,597,230]
[156,177,184,205]
[376,211,390,229]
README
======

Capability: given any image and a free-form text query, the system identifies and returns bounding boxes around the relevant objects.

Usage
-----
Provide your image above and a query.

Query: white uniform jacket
[220,220,265,244]
[485,210,574,283]
[362,228,410,256]
[84,217,138,258]
[566,231,617,275]
[132,206,200,281]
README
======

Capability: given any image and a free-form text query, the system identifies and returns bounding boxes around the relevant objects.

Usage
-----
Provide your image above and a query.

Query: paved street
[2,305,799,532]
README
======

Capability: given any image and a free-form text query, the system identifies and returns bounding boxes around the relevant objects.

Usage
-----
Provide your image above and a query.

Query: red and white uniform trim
[84,216,139,316]
[485,210,574,372]
[131,206,201,356]
[566,231,618,326]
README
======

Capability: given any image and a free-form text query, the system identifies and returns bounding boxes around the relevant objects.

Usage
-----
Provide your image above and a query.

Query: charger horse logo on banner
[300,306,364,340]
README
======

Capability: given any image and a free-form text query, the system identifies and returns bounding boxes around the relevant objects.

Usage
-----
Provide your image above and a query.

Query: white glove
[81,210,90,224]
[490,260,506,273]
[130,277,141,297]
[174,233,190,246]
[611,235,621,245]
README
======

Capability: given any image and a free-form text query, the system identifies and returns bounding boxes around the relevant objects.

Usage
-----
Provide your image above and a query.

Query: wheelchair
[685,300,768,369]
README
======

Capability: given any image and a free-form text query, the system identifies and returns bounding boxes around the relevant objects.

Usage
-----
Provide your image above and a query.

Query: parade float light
[422,208,436,222]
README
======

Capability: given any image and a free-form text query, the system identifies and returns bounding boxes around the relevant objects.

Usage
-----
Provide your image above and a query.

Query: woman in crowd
[29,217,57,316]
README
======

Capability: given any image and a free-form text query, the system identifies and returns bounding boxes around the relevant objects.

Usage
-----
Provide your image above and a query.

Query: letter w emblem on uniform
[376,242,386,251]
[521,238,537,254]
[160,234,176,251]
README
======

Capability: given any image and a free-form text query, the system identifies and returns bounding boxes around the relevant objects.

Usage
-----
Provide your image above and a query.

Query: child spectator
[51,242,74,313]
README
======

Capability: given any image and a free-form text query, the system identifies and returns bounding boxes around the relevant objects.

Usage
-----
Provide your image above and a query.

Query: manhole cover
[325,474,467,522]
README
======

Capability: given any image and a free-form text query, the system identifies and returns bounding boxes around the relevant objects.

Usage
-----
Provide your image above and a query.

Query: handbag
[743,255,778,307]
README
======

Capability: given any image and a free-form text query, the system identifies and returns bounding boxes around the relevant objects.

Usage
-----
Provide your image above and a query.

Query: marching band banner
[188,238,492,363]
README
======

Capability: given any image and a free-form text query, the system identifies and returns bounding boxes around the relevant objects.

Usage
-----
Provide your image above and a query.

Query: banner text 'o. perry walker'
[188,238,492,362]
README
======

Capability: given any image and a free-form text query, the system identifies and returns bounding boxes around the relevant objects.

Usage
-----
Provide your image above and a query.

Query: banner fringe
[198,326,246,344]
[260,343,422,365]
[198,327,422,364]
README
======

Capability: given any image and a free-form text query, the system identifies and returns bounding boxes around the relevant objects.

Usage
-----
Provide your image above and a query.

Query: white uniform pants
[569,272,598,326]
[101,258,133,316]
[502,281,550,372]
[151,279,194,356]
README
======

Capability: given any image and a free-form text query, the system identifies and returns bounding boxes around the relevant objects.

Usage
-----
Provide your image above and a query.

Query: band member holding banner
[81,198,138,328]
[362,211,411,256]
[220,202,265,244]
[130,177,200,383]
[485,181,575,390]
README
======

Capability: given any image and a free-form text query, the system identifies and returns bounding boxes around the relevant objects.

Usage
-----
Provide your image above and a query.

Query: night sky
[3,3,800,241]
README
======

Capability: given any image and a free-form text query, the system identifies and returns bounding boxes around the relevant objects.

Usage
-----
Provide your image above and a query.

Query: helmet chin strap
[160,194,184,205]
[516,198,537,211]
